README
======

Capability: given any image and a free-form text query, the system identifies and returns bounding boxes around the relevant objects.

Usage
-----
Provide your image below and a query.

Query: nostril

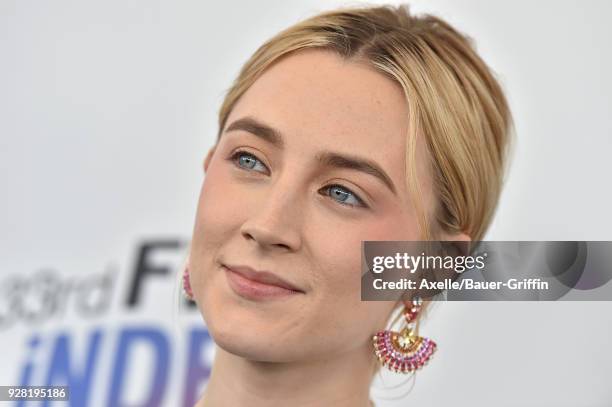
[242,229,292,251]
[241,220,301,251]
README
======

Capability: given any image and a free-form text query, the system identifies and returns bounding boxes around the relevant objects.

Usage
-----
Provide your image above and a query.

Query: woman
[182,4,512,406]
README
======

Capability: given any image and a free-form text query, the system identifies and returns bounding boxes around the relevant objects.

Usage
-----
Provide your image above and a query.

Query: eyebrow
[224,116,397,195]
[316,152,397,195]
[225,117,284,148]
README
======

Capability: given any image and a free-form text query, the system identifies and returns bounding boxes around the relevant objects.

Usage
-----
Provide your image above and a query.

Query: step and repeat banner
[1,239,211,406]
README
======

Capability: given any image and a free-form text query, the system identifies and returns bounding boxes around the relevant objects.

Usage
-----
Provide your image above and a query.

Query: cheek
[307,212,418,338]
[311,248,396,350]
[190,162,247,291]
[307,218,401,337]
[192,161,246,248]
[313,212,419,285]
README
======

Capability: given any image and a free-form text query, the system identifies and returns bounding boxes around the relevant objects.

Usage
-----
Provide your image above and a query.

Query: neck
[195,343,376,407]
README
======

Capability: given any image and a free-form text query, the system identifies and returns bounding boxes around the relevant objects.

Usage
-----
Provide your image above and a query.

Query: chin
[204,313,299,362]
[196,292,287,362]
[195,266,317,362]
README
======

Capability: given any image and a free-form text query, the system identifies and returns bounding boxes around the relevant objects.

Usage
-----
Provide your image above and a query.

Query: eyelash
[228,149,368,209]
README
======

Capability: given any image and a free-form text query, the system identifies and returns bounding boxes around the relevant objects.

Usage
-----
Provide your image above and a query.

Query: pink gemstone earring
[372,297,437,373]
[182,263,194,301]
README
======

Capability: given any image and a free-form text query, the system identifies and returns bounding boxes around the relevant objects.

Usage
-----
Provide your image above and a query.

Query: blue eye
[231,150,268,173]
[229,151,366,209]
[323,184,366,208]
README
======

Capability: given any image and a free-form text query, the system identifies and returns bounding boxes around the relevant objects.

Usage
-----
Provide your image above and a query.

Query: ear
[441,230,471,242]
[203,145,217,174]
[448,232,472,242]
[439,229,472,258]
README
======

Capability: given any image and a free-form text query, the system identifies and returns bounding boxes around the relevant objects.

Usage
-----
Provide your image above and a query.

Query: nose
[240,181,303,252]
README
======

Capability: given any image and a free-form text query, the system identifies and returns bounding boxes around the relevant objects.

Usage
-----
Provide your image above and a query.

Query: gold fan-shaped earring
[372,297,437,373]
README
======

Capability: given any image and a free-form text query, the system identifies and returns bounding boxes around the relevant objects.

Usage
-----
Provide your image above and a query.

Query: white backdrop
[1,0,611,406]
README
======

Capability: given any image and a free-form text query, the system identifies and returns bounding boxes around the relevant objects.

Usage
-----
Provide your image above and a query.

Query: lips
[223,264,304,293]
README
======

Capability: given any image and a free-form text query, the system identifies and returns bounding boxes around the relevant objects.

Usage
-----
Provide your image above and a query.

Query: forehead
[224,49,418,196]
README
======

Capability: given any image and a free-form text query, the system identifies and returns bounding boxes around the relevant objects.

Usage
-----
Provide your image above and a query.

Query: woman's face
[190,49,436,362]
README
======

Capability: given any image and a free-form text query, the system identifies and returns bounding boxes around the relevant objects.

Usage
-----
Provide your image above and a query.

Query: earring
[372,297,437,373]
[182,263,194,301]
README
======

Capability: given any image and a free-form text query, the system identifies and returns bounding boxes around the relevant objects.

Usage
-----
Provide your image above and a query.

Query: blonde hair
[217,3,513,243]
